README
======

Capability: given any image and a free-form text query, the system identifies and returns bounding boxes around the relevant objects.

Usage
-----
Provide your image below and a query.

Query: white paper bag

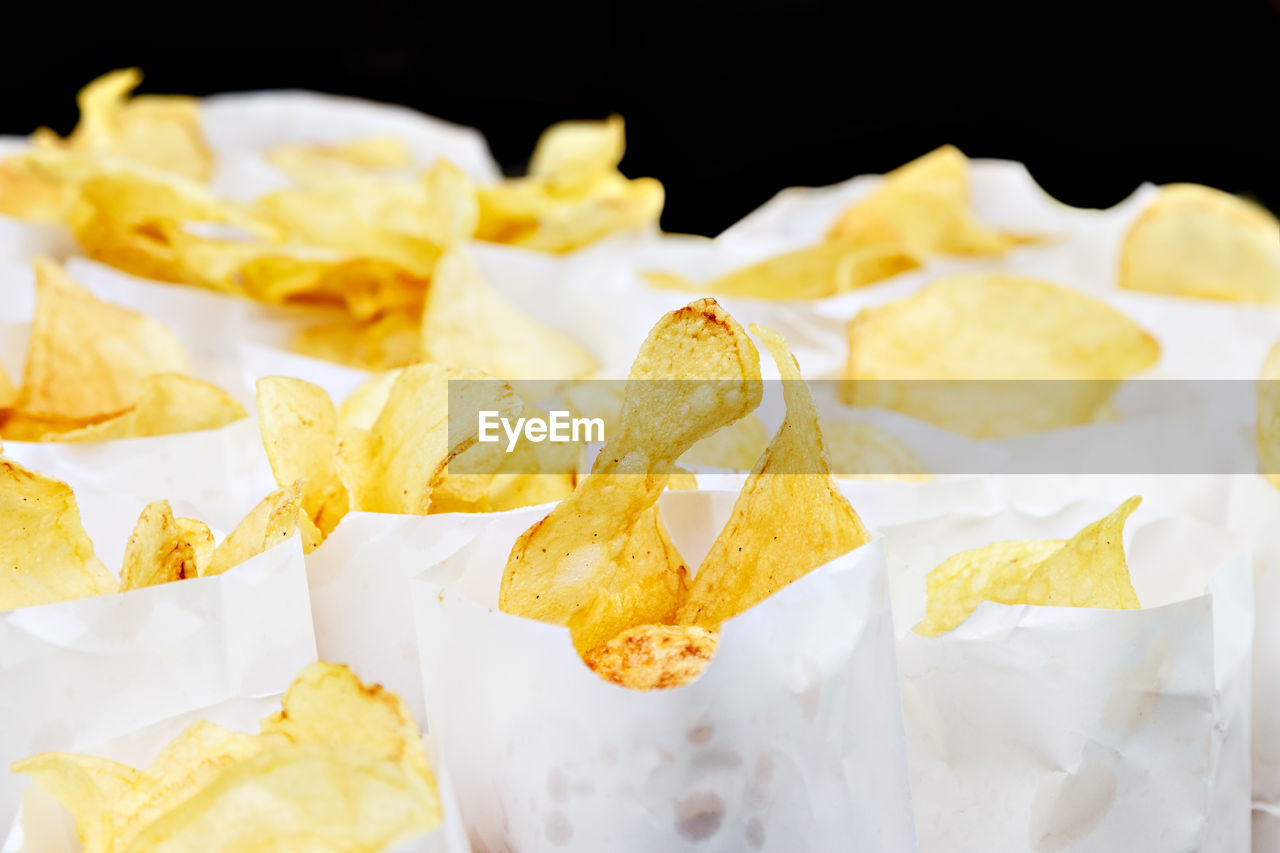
[412,490,915,853]
[883,501,1253,852]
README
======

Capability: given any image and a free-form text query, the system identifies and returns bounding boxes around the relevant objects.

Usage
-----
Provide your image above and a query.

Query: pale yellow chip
[0,365,14,409]
[916,497,1143,636]
[500,298,763,653]
[267,136,414,185]
[680,415,770,470]
[119,500,199,591]
[842,274,1160,437]
[1119,183,1280,303]
[646,242,919,300]
[583,623,718,690]
[49,374,246,442]
[679,326,870,628]
[826,145,1035,256]
[292,310,422,371]
[337,369,404,432]
[256,376,350,538]
[9,753,138,853]
[16,258,189,421]
[1259,342,1280,490]
[202,482,303,576]
[1,457,117,610]
[175,517,215,576]
[420,247,599,381]
[527,115,627,193]
[823,420,930,480]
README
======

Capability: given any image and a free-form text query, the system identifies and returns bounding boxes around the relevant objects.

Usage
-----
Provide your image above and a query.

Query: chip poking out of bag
[13,661,442,853]
[915,497,1142,636]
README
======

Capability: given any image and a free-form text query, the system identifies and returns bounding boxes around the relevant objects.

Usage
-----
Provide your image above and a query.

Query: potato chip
[822,420,930,480]
[0,365,14,409]
[49,374,246,442]
[583,623,718,690]
[680,414,770,470]
[1259,342,1280,489]
[36,69,212,182]
[256,376,350,538]
[0,457,117,610]
[7,753,138,853]
[648,242,919,300]
[16,258,189,421]
[501,298,762,652]
[842,274,1160,437]
[679,326,870,628]
[1119,183,1280,302]
[916,497,1142,636]
[118,501,199,591]
[421,247,599,381]
[336,369,405,432]
[292,309,422,370]
[175,517,215,576]
[826,145,1034,256]
[202,481,303,576]
[528,115,627,193]
[268,136,413,185]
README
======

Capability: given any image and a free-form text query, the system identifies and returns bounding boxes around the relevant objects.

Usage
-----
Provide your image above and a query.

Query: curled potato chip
[823,420,930,480]
[527,115,626,193]
[1120,183,1280,303]
[826,145,1034,256]
[916,497,1142,636]
[119,501,199,591]
[49,374,246,443]
[679,326,870,628]
[648,242,919,300]
[1259,343,1280,489]
[583,624,719,690]
[257,376,350,538]
[500,299,763,653]
[203,481,303,576]
[421,247,599,381]
[292,310,422,371]
[8,753,138,853]
[842,274,1160,437]
[17,258,189,421]
[1,457,117,610]
[175,517,215,576]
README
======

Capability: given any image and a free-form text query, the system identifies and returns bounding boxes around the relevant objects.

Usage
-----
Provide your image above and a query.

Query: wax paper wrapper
[201,89,500,202]
[0,485,315,837]
[3,693,467,853]
[883,500,1253,852]
[412,490,914,853]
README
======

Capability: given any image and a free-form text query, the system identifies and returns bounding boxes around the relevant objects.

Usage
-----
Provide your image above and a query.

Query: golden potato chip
[823,420,930,480]
[49,374,246,442]
[679,326,870,628]
[528,115,626,193]
[292,309,422,370]
[421,247,599,380]
[501,299,762,652]
[1,457,117,610]
[119,501,199,591]
[842,274,1160,437]
[1119,183,1280,302]
[826,145,1034,256]
[337,369,404,432]
[256,376,350,538]
[0,365,14,409]
[8,753,138,853]
[647,242,919,300]
[268,136,413,185]
[16,258,189,421]
[419,159,480,248]
[175,517,215,575]
[916,497,1142,636]
[202,482,303,576]
[1258,342,1280,489]
[583,623,718,690]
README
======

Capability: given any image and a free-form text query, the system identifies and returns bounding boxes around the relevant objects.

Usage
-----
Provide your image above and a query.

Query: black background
[3,0,1277,236]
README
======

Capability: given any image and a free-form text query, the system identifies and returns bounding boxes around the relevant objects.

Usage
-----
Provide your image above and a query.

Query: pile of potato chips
[3,68,1279,852]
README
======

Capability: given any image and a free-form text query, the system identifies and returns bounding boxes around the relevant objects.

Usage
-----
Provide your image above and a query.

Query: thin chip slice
[9,753,139,853]
[175,518,215,576]
[583,624,718,690]
[256,377,350,538]
[916,497,1143,636]
[1119,183,1280,302]
[17,258,189,421]
[826,145,1034,256]
[0,365,15,409]
[202,482,303,576]
[842,274,1160,437]
[293,310,421,371]
[421,247,599,380]
[1,458,117,610]
[50,374,246,442]
[1259,342,1280,489]
[527,115,626,193]
[119,500,199,591]
[501,299,762,653]
[679,326,870,628]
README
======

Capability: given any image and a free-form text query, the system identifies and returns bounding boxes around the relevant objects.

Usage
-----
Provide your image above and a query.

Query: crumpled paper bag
[883,500,1253,852]
[0,519,315,835]
[412,490,915,853]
